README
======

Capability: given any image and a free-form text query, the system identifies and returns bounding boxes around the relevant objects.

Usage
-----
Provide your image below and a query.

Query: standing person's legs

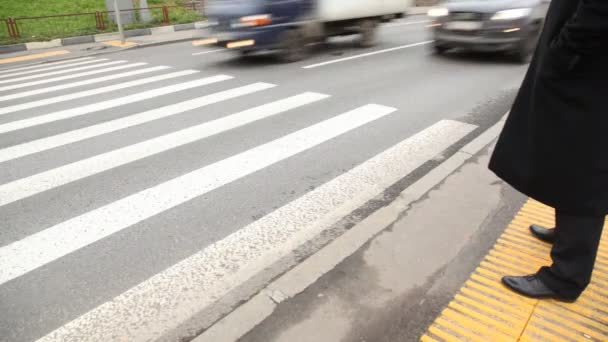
[537,210,605,299]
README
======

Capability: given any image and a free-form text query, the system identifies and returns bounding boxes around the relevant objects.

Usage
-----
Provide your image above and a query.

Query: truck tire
[278,29,307,63]
[358,19,377,48]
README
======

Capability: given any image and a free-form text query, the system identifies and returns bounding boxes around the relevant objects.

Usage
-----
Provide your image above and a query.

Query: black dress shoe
[502,275,577,302]
[530,224,556,243]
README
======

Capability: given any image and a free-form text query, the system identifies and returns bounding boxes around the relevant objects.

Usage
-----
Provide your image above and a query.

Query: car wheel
[512,48,532,64]
[512,27,540,64]
[433,44,449,55]
[512,39,534,64]
[240,50,253,58]
[358,19,378,48]
[278,29,308,63]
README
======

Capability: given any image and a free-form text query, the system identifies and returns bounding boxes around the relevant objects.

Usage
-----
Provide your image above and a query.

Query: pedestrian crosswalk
[0,58,105,80]
[0,57,478,342]
[0,61,145,92]
[0,69,196,116]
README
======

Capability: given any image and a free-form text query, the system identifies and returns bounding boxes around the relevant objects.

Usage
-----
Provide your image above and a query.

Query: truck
[202,0,413,62]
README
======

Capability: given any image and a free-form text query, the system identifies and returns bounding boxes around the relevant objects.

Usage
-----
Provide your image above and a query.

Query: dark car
[428,0,550,62]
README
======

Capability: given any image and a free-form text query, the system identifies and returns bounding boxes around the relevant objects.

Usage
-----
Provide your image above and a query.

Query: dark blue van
[202,0,409,62]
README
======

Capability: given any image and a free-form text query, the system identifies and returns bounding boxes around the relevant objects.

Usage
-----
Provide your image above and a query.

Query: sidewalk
[0,24,207,68]
[200,142,608,342]
[422,200,608,341]
[192,120,528,342]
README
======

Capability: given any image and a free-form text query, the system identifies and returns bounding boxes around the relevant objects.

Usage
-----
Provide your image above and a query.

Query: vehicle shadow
[209,38,370,69]
[207,41,527,69]
[432,48,529,66]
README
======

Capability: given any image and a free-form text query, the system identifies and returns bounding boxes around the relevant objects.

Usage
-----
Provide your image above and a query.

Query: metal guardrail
[1,1,204,44]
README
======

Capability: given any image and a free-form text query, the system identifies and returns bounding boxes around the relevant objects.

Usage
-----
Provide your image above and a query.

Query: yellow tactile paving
[0,50,70,64]
[101,40,138,48]
[422,199,608,341]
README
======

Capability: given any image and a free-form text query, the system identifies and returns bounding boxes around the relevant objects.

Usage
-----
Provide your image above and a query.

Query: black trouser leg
[537,210,605,299]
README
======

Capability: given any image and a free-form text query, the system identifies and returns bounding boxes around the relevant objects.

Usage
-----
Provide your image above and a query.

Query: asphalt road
[0,17,528,342]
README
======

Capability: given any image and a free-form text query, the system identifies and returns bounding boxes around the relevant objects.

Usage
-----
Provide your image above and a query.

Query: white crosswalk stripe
[0,65,170,102]
[0,62,146,92]
[35,120,476,342]
[0,57,96,75]
[0,58,109,79]
[0,60,129,85]
[0,82,274,163]
[0,57,479,342]
[0,69,200,116]
[0,75,232,134]
[0,82,281,204]
[0,103,393,285]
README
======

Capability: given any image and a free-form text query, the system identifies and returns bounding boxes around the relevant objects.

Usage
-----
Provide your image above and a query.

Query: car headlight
[428,7,449,17]
[491,8,532,20]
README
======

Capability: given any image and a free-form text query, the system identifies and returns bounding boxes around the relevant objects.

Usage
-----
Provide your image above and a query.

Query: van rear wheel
[278,29,307,63]
[358,19,378,48]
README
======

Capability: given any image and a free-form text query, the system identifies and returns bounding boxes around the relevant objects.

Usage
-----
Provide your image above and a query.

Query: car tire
[512,27,540,64]
[433,44,449,55]
[240,50,253,58]
[278,29,308,63]
[358,19,378,48]
[512,40,534,64]
[512,49,532,64]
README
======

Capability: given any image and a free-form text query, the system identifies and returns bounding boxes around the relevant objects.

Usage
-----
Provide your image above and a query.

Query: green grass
[0,0,203,45]
[0,0,105,19]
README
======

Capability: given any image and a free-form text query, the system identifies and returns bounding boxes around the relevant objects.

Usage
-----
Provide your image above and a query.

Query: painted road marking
[0,104,394,287]
[0,66,170,102]
[0,60,129,84]
[0,62,147,92]
[422,199,608,341]
[34,119,475,342]
[0,91,322,203]
[0,83,282,202]
[0,82,273,164]
[0,50,70,65]
[0,69,197,116]
[0,75,232,134]
[0,57,96,74]
[302,41,433,69]
[0,58,109,79]
[192,49,225,56]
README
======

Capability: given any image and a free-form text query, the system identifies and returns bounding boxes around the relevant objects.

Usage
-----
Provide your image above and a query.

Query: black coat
[490,0,608,216]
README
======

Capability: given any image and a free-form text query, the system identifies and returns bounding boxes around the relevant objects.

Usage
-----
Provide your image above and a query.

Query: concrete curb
[62,35,96,46]
[174,23,196,31]
[0,34,199,72]
[0,44,27,54]
[193,115,508,342]
[133,37,201,49]
[0,21,208,54]
[25,39,62,50]
[150,26,175,35]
